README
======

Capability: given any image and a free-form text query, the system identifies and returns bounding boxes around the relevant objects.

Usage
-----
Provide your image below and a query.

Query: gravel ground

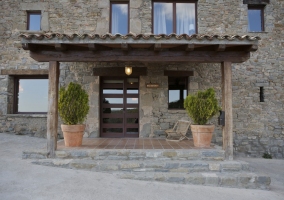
[0,133,283,200]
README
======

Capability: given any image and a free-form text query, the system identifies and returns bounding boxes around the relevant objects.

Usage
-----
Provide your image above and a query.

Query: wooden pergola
[20,33,260,160]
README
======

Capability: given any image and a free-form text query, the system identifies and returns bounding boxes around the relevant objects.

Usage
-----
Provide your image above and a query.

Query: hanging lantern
[125,66,132,75]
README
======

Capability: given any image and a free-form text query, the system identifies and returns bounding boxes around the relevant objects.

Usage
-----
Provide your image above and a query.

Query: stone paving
[1,133,283,200]
[23,138,271,190]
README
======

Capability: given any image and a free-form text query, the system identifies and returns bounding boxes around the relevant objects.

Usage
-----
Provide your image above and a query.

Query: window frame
[27,11,41,31]
[152,0,198,35]
[248,5,265,32]
[168,76,188,110]
[13,75,48,114]
[109,1,130,34]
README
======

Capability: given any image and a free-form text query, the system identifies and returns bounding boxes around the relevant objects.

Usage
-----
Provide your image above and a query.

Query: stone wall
[0,0,283,158]
[0,114,47,137]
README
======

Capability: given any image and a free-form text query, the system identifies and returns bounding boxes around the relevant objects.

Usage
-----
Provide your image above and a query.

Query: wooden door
[100,77,139,138]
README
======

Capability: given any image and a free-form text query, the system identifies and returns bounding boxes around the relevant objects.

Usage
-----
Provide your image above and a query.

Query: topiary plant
[184,88,221,125]
[58,82,89,125]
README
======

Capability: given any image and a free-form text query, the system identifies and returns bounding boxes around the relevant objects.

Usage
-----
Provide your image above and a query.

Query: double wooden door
[100,77,139,138]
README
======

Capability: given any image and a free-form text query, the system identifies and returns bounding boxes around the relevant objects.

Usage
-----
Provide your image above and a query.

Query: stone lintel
[20,3,49,10]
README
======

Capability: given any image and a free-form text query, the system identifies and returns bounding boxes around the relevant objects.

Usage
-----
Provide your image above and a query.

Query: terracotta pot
[191,125,215,148]
[61,124,85,147]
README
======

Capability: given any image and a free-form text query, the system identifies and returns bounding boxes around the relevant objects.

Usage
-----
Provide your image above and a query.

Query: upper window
[248,6,264,32]
[27,11,41,31]
[153,1,197,35]
[168,76,188,109]
[110,2,129,34]
[14,76,48,114]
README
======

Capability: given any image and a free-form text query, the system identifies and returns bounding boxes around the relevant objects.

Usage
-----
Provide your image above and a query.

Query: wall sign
[146,83,159,88]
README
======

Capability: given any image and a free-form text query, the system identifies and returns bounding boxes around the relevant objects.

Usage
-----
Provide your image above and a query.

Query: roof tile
[19,32,261,41]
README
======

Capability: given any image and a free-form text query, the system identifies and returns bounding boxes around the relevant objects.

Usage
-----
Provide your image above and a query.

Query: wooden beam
[55,43,67,51]
[0,69,48,75]
[221,61,233,160]
[121,43,131,51]
[164,70,194,76]
[246,44,258,52]
[216,44,226,51]
[88,43,97,51]
[93,67,147,76]
[47,61,59,158]
[30,50,250,63]
[154,43,162,51]
[185,44,195,51]
[22,43,37,51]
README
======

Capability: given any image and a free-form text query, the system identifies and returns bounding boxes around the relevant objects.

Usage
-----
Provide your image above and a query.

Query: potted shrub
[184,88,221,147]
[58,82,89,147]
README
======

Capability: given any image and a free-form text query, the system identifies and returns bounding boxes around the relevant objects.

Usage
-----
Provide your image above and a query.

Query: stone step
[116,172,271,190]
[30,158,270,190]
[23,148,225,161]
[32,159,250,173]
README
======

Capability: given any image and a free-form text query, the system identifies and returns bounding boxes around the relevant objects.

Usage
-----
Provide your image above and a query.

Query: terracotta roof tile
[19,32,261,41]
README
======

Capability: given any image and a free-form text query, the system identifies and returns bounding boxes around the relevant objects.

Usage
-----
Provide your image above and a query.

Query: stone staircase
[23,148,271,190]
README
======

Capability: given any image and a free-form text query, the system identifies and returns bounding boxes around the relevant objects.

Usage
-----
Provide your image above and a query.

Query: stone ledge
[118,171,270,190]
[32,159,250,173]
[24,148,225,161]
[19,30,45,34]
[248,31,269,34]
[168,110,187,114]
[6,114,47,118]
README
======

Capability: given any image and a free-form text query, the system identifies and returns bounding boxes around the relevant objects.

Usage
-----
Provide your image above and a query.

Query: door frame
[100,76,139,138]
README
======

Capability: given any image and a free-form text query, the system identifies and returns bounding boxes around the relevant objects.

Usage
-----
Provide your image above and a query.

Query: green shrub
[58,82,89,125]
[262,152,272,159]
[184,88,221,125]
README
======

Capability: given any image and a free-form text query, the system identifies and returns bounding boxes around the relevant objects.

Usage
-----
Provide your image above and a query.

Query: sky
[18,79,48,112]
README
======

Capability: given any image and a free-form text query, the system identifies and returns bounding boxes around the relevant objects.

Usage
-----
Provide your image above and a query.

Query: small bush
[184,88,221,125]
[58,82,89,125]
[262,152,272,159]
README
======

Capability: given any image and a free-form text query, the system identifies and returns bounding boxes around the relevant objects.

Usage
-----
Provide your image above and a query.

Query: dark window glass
[248,7,264,32]
[103,128,123,133]
[103,118,123,123]
[153,1,196,35]
[111,2,129,34]
[168,77,188,109]
[126,128,139,134]
[27,12,41,31]
[14,76,48,113]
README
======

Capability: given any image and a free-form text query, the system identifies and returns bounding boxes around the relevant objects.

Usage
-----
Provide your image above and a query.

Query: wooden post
[221,62,233,160]
[47,61,59,158]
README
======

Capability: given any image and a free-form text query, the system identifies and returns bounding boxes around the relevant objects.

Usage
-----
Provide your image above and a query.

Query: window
[110,2,129,34]
[248,6,264,32]
[153,1,197,35]
[168,76,188,109]
[14,76,48,114]
[27,11,41,31]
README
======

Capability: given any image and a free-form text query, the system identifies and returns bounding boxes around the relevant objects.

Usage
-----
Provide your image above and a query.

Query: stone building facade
[0,0,283,158]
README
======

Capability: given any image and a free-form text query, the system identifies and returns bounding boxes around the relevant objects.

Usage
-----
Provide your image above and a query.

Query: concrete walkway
[0,133,283,200]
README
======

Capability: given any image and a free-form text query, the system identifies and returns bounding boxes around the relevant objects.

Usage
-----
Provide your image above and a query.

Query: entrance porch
[19,33,260,160]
